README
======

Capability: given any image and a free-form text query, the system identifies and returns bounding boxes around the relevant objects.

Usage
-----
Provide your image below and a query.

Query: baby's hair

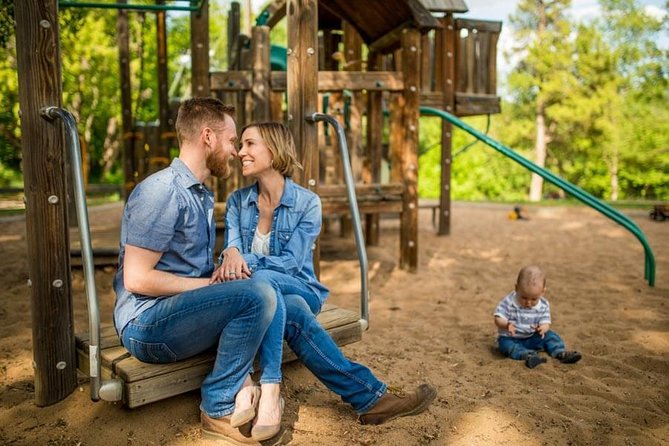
[516,265,546,291]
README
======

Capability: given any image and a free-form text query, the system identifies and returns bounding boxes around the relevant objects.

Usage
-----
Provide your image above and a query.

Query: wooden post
[399,29,420,271]
[15,0,78,406]
[287,0,319,269]
[251,26,271,121]
[365,52,382,246]
[154,1,170,174]
[340,22,363,238]
[191,0,210,97]
[439,15,456,236]
[117,1,135,198]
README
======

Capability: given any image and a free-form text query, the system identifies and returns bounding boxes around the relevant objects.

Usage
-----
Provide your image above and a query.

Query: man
[115,98,436,445]
[113,98,275,444]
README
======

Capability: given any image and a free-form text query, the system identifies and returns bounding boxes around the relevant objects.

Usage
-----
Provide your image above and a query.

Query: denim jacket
[223,177,329,302]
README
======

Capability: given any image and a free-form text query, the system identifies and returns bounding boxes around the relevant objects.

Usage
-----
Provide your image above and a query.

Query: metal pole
[306,113,369,329]
[42,107,123,402]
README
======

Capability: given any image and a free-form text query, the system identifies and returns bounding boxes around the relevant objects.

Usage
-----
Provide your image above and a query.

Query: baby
[493,265,582,368]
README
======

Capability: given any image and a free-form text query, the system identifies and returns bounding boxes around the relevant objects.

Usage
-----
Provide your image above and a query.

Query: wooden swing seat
[75,303,361,408]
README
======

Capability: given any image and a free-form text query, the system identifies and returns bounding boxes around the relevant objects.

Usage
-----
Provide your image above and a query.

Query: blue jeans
[498,331,566,360]
[283,293,387,413]
[250,270,323,384]
[120,280,276,418]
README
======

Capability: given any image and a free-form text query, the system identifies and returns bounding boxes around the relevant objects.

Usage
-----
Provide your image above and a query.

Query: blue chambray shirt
[113,158,216,335]
[223,177,329,304]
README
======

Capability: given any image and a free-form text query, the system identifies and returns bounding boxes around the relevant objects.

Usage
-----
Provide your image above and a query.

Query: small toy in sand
[508,206,529,221]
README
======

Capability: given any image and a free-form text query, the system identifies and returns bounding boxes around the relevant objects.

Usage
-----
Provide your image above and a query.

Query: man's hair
[516,265,546,291]
[175,98,235,145]
[241,122,303,177]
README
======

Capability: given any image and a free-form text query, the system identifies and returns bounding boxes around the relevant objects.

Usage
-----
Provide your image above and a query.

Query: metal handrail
[420,106,656,287]
[41,107,122,402]
[306,113,370,330]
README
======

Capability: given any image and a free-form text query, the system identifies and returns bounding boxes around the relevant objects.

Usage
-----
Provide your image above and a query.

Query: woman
[212,122,437,442]
[211,121,329,441]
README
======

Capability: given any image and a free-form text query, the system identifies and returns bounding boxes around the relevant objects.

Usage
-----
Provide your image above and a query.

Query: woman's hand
[216,247,251,282]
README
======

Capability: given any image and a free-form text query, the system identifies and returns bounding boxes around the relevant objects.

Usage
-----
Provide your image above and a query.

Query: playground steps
[75,303,362,408]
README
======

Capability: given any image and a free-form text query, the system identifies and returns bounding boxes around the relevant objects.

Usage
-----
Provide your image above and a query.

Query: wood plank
[455,93,501,116]
[75,305,362,408]
[322,201,403,215]
[399,29,420,271]
[212,71,405,93]
[440,14,456,236]
[251,26,271,121]
[318,183,404,198]
[190,1,210,97]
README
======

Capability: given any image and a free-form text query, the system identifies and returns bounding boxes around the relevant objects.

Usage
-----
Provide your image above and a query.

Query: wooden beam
[318,183,404,198]
[117,1,135,198]
[439,15,456,236]
[287,0,319,268]
[211,71,404,92]
[251,26,271,121]
[365,52,383,246]
[191,0,210,97]
[154,1,170,174]
[15,0,78,406]
[399,29,420,271]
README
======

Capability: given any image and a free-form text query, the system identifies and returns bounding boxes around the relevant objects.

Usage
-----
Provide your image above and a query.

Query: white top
[493,291,551,339]
[251,228,271,256]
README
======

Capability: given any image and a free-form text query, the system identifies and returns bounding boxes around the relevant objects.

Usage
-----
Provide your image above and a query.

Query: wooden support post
[251,26,271,121]
[191,0,210,97]
[15,0,77,406]
[153,2,170,174]
[287,0,319,271]
[399,29,420,271]
[117,2,135,198]
[365,52,382,246]
[340,22,363,238]
[439,16,456,236]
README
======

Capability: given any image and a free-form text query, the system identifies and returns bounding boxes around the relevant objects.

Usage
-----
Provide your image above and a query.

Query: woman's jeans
[498,330,566,360]
[120,280,276,418]
[253,269,386,413]
[251,269,322,384]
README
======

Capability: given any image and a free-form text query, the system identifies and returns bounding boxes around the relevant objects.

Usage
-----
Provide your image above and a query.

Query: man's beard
[206,151,231,178]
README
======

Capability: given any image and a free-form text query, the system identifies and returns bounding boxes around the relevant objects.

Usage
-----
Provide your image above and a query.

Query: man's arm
[124,244,209,297]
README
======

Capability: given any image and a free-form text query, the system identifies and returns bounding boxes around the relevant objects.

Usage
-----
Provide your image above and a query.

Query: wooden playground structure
[14,0,501,408]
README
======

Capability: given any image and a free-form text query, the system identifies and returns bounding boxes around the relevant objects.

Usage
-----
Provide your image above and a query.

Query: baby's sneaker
[556,351,582,364]
[525,354,547,369]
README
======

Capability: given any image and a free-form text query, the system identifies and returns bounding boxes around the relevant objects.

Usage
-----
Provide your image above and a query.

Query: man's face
[206,114,238,178]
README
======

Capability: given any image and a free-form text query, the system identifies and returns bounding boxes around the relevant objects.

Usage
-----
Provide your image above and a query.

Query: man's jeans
[120,280,276,418]
[498,330,566,360]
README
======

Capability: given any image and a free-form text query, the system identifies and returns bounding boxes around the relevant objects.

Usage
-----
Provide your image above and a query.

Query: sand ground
[0,202,667,445]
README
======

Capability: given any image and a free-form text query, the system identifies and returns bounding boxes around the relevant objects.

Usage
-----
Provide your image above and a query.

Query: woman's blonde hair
[241,122,303,177]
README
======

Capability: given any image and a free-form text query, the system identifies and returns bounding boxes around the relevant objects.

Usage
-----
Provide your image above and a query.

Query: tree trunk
[609,147,619,201]
[529,102,547,202]
[101,116,120,177]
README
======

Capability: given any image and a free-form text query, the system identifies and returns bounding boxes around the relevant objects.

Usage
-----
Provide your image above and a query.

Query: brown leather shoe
[358,384,437,425]
[201,411,260,445]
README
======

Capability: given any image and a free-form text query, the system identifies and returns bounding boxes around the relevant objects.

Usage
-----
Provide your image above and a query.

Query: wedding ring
[227,271,235,275]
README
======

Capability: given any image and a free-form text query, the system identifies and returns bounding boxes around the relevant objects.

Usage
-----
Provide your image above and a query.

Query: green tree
[506,0,574,201]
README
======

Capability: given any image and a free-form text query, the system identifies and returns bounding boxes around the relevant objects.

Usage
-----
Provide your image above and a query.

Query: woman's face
[238,126,274,177]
